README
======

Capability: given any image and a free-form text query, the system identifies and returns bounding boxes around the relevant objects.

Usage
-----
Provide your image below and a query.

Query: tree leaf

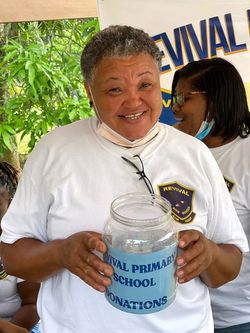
[2,130,13,151]
[28,64,36,85]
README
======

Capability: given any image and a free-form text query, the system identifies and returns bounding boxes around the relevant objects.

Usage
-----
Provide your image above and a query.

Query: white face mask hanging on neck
[88,87,161,148]
[97,121,161,148]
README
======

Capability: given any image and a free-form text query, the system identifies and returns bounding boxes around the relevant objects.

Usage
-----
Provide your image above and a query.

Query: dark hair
[171,57,250,140]
[81,25,162,83]
[0,162,19,199]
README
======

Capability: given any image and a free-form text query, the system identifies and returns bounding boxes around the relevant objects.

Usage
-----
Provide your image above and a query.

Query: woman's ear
[84,82,92,102]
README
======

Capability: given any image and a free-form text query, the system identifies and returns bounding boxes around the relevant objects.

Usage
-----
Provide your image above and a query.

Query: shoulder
[164,124,211,154]
[40,118,94,145]
[29,118,95,157]
[161,124,222,178]
[23,117,96,176]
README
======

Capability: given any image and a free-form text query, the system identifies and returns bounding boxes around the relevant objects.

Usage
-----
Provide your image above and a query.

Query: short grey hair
[81,25,162,83]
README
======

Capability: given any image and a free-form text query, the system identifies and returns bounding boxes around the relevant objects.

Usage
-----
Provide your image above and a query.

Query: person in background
[0,26,248,333]
[0,162,40,333]
[171,57,250,333]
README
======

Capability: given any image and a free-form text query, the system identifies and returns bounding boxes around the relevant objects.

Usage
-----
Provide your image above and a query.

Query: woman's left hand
[176,229,213,283]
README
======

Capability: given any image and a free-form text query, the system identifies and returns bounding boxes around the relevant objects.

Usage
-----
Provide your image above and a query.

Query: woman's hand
[176,229,242,287]
[61,231,113,292]
[176,230,213,284]
[12,281,40,330]
[1,233,113,291]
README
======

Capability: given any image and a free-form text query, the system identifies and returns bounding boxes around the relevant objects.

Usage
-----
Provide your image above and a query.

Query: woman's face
[172,78,207,136]
[86,54,162,140]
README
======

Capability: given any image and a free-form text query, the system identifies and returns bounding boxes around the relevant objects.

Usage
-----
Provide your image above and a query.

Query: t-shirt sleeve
[202,148,248,252]
[1,155,49,244]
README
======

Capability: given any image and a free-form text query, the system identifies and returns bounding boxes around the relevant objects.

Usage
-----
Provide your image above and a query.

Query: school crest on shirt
[158,182,196,224]
[224,176,235,193]
[0,261,8,280]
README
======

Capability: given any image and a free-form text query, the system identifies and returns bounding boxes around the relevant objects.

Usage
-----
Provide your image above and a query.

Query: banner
[97,0,250,124]
[0,0,97,23]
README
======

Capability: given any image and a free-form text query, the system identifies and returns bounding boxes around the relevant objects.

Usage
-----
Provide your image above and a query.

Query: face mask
[97,121,161,148]
[87,86,161,147]
[195,119,214,141]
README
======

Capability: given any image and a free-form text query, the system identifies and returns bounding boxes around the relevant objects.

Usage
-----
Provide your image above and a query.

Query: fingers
[85,231,107,253]
[178,229,200,249]
[176,249,207,283]
[75,261,112,292]
[78,246,113,292]
[176,230,212,284]
[61,231,113,292]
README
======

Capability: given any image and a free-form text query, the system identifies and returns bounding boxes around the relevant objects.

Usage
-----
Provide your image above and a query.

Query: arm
[176,230,242,287]
[1,231,113,292]
[0,319,28,333]
[11,281,40,330]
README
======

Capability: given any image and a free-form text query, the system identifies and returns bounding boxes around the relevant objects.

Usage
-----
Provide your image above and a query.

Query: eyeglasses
[172,91,206,106]
[121,155,155,195]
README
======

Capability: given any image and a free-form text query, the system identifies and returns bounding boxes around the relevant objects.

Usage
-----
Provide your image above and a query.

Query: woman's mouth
[120,111,145,120]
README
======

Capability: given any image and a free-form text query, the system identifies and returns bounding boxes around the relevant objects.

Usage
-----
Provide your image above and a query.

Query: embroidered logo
[224,176,235,193]
[158,182,196,224]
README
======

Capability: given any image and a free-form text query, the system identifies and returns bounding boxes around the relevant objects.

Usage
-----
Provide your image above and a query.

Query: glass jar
[103,192,178,314]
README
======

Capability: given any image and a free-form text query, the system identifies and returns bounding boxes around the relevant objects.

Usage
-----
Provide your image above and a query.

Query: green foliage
[0,18,99,156]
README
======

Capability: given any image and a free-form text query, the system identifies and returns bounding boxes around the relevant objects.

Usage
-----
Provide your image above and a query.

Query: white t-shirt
[0,259,22,321]
[1,118,248,333]
[209,136,250,328]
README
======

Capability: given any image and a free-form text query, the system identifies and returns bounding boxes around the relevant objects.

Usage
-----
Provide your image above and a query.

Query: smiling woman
[171,57,250,333]
[85,54,162,141]
[0,25,248,333]
[81,25,162,142]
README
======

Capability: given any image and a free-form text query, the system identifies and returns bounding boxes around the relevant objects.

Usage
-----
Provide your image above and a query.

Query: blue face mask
[195,119,214,141]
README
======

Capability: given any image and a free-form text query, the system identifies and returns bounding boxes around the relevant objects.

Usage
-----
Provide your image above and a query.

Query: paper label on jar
[103,242,177,314]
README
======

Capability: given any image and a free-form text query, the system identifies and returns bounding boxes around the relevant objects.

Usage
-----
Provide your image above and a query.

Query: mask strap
[87,86,102,122]
[195,119,214,140]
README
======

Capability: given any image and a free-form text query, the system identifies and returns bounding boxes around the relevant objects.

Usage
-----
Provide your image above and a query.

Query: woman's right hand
[0,319,28,333]
[60,231,113,292]
[1,231,113,290]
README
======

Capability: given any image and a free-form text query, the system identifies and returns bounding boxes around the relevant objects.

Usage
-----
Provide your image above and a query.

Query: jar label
[103,242,178,314]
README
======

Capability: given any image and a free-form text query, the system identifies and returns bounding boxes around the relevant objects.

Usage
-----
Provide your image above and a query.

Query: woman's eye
[108,87,121,94]
[141,82,152,89]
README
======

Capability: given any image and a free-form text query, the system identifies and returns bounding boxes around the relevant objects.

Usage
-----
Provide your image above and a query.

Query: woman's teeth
[125,112,143,120]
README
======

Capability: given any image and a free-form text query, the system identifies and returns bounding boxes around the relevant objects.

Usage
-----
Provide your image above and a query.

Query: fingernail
[177,258,184,265]
[179,240,185,247]
[104,277,112,286]
[176,269,184,277]
[104,267,113,276]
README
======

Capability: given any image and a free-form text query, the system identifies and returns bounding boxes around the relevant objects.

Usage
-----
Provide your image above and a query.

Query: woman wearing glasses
[0,27,248,333]
[171,57,250,333]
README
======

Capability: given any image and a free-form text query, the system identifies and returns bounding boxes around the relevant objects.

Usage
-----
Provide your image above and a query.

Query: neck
[203,134,237,148]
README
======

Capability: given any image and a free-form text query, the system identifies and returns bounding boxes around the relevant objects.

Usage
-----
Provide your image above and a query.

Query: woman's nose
[124,90,142,108]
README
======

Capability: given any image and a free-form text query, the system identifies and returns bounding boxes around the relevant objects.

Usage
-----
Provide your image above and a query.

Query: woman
[171,57,250,333]
[0,162,40,333]
[0,26,248,333]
